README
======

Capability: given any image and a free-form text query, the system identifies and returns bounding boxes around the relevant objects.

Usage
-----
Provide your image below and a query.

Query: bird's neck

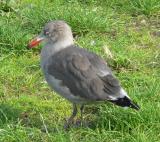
[49,38,74,53]
[40,38,74,67]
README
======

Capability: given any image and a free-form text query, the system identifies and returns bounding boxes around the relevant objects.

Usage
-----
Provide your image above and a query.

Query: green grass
[0,0,160,141]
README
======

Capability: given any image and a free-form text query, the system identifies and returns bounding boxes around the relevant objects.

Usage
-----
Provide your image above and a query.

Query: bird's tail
[110,96,140,110]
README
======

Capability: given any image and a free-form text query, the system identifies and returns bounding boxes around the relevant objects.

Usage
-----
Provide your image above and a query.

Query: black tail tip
[130,101,140,110]
[110,96,140,110]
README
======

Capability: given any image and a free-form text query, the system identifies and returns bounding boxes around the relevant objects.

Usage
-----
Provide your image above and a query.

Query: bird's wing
[83,49,113,76]
[45,46,121,101]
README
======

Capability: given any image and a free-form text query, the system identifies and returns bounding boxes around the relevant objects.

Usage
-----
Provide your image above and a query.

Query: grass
[0,0,160,141]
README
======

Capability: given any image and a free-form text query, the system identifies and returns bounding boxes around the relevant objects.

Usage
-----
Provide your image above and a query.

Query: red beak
[28,36,44,48]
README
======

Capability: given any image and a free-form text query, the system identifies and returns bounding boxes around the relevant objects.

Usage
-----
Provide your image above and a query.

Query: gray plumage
[29,20,140,129]
[45,45,121,103]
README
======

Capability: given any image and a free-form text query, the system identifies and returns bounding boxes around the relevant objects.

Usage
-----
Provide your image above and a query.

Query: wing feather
[46,46,121,101]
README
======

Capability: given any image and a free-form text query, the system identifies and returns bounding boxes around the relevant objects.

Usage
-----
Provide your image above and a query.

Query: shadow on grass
[0,103,52,132]
[0,103,21,124]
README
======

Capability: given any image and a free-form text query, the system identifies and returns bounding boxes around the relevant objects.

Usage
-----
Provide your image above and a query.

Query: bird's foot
[74,119,91,128]
[63,118,74,130]
[64,118,92,130]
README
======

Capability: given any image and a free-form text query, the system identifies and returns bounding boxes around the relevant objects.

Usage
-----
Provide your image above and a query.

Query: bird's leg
[74,105,85,127]
[64,103,77,130]
[80,105,84,125]
[68,103,78,123]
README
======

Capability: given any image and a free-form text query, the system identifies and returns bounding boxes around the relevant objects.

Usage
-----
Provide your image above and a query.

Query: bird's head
[28,20,74,48]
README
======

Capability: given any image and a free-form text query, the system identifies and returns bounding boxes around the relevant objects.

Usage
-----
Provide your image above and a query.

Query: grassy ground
[0,0,160,141]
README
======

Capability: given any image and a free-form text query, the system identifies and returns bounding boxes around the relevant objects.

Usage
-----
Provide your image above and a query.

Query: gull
[28,20,140,128]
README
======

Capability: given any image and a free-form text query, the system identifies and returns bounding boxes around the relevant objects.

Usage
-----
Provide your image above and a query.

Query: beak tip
[27,36,44,49]
[28,40,38,49]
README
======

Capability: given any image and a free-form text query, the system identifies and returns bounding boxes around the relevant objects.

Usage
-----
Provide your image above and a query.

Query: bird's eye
[44,29,49,35]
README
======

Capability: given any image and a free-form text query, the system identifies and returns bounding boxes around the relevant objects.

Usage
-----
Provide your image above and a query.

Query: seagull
[28,20,140,128]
